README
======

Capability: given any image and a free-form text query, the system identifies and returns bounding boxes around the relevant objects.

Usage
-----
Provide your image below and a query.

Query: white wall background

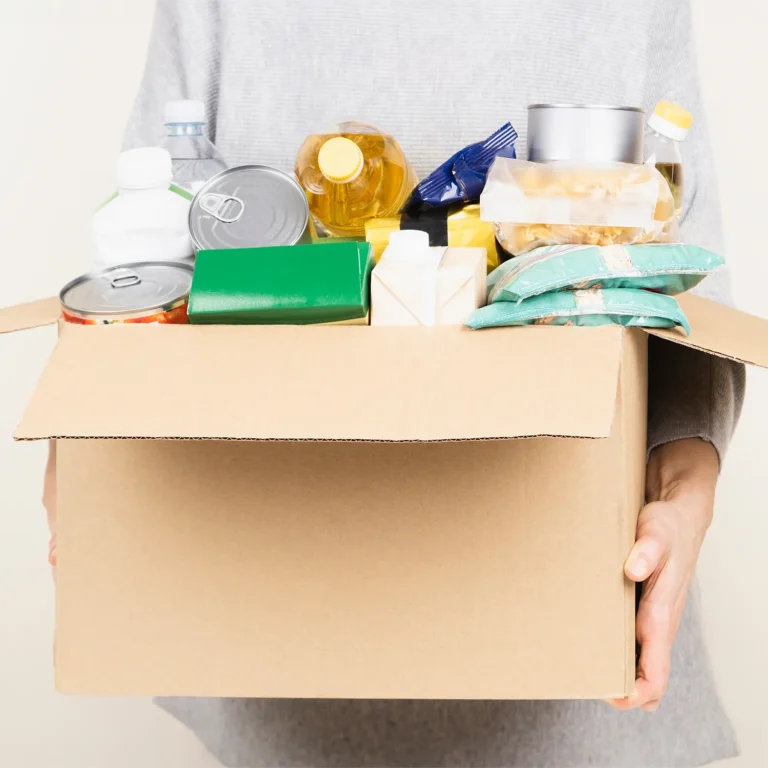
[0,2,765,766]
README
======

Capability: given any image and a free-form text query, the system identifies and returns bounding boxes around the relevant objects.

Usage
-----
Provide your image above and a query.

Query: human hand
[608,438,719,713]
[43,441,57,569]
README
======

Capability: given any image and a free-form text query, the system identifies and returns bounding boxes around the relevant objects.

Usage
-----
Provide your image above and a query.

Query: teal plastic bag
[488,243,724,303]
[466,287,690,333]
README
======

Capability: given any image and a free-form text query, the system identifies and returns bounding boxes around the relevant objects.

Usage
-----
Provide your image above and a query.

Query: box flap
[15,323,624,442]
[647,293,768,368]
[0,297,59,334]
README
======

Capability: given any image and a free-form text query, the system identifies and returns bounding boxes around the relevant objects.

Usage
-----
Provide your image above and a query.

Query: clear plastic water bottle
[163,100,228,194]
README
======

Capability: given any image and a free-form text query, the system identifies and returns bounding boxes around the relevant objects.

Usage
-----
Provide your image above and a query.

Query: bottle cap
[387,230,430,252]
[164,99,206,125]
[318,137,365,183]
[648,101,693,142]
[116,147,173,190]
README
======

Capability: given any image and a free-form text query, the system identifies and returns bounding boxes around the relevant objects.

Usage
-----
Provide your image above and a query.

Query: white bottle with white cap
[163,99,228,193]
[91,147,195,270]
[372,230,486,326]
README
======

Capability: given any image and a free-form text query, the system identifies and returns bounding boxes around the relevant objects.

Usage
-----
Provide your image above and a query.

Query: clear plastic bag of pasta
[480,159,678,257]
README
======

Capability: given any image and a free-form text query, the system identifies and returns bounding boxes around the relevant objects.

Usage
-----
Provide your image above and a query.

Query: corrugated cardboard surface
[16,323,625,442]
[0,297,59,334]
[56,425,638,699]
[11,294,767,700]
[616,329,649,693]
[651,293,768,368]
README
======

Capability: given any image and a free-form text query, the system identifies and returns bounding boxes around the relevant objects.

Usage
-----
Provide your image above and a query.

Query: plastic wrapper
[480,159,678,257]
[403,123,518,214]
[365,203,501,273]
[488,243,724,303]
[466,287,690,334]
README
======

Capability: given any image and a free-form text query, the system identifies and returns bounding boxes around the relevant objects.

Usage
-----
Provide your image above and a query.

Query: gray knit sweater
[125,1,744,765]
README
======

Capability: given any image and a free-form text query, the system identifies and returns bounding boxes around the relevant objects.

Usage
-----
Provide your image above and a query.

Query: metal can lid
[189,165,310,252]
[528,104,645,113]
[60,261,193,317]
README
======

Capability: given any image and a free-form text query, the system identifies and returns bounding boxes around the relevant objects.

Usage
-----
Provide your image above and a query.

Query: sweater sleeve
[645,0,745,465]
[123,0,221,149]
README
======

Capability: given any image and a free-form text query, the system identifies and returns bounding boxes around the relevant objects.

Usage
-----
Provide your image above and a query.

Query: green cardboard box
[188,242,374,325]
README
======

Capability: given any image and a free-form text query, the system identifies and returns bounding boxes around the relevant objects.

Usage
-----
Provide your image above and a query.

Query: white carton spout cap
[385,230,431,259]
[164,99,206,125]
[116,147,173,191]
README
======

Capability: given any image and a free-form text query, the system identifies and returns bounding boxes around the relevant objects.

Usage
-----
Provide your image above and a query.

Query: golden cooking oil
[295,121,417,238]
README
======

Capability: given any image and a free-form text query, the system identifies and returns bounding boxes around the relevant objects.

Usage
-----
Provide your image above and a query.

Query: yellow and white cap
[648,101,693,142]
[318,137,365,183]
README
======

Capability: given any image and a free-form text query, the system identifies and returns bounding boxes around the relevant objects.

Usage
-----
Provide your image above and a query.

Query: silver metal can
[527,104,646,164]
[60,261,193,324]
[189,165,311,252]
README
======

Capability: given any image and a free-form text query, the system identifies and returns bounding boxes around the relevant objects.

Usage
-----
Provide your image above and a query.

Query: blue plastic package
[403,123,518,214]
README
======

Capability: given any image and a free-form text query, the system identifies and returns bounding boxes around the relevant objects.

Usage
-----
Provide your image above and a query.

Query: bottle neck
[166,123,205,137]
[647,126,673,143]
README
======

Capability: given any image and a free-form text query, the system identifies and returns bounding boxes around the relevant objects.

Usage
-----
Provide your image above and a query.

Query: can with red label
[60,262,193,325]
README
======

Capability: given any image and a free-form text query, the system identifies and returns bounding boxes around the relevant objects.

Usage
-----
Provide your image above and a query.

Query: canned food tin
[527,104,646,164]
[189,165,310,252]
[60,261,193,325]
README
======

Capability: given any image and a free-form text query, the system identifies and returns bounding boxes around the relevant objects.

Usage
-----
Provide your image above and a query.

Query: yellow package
[480,160,678,257]
[365,204,501,273]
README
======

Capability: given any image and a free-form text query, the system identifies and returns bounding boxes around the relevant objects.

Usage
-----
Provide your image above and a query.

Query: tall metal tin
[527,104,646,164]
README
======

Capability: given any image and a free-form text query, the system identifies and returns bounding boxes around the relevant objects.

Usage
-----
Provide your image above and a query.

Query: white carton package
[371,231,486,326]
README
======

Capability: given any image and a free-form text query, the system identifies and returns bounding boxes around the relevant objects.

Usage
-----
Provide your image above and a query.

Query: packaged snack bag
[402,123,518,214]
[465,287,690,333]
[480,159,678,256]
[488,243,723,303]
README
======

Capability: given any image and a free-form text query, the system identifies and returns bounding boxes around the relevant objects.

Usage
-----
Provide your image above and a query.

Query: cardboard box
[2,292,768,699]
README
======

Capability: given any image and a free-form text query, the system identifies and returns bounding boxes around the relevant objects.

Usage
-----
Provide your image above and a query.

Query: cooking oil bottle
[295,122,417,237]
[644,101,693,219]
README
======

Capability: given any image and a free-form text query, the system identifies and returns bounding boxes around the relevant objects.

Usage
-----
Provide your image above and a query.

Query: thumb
[625,526,667,583]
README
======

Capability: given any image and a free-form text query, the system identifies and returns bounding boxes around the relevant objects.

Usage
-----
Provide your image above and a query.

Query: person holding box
[44,1,743,765]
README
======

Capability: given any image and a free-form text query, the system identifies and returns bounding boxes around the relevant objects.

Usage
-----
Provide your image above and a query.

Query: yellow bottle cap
[653,101,693,131]
[318,137,365,183]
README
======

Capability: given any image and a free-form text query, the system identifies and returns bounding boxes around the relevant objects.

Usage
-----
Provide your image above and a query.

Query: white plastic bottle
[644,101,693,219]
[91,147,195,270]
[163,100,228,193]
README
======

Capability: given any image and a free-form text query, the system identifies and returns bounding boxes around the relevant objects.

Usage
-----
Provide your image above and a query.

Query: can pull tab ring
[199,193,245,223]
[109,269,141,289]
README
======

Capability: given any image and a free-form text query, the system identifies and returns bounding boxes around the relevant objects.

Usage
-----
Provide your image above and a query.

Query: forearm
[647,336,746,467]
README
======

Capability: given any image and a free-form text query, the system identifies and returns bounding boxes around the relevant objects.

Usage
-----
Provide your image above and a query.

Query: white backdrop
[0,2,766,766]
